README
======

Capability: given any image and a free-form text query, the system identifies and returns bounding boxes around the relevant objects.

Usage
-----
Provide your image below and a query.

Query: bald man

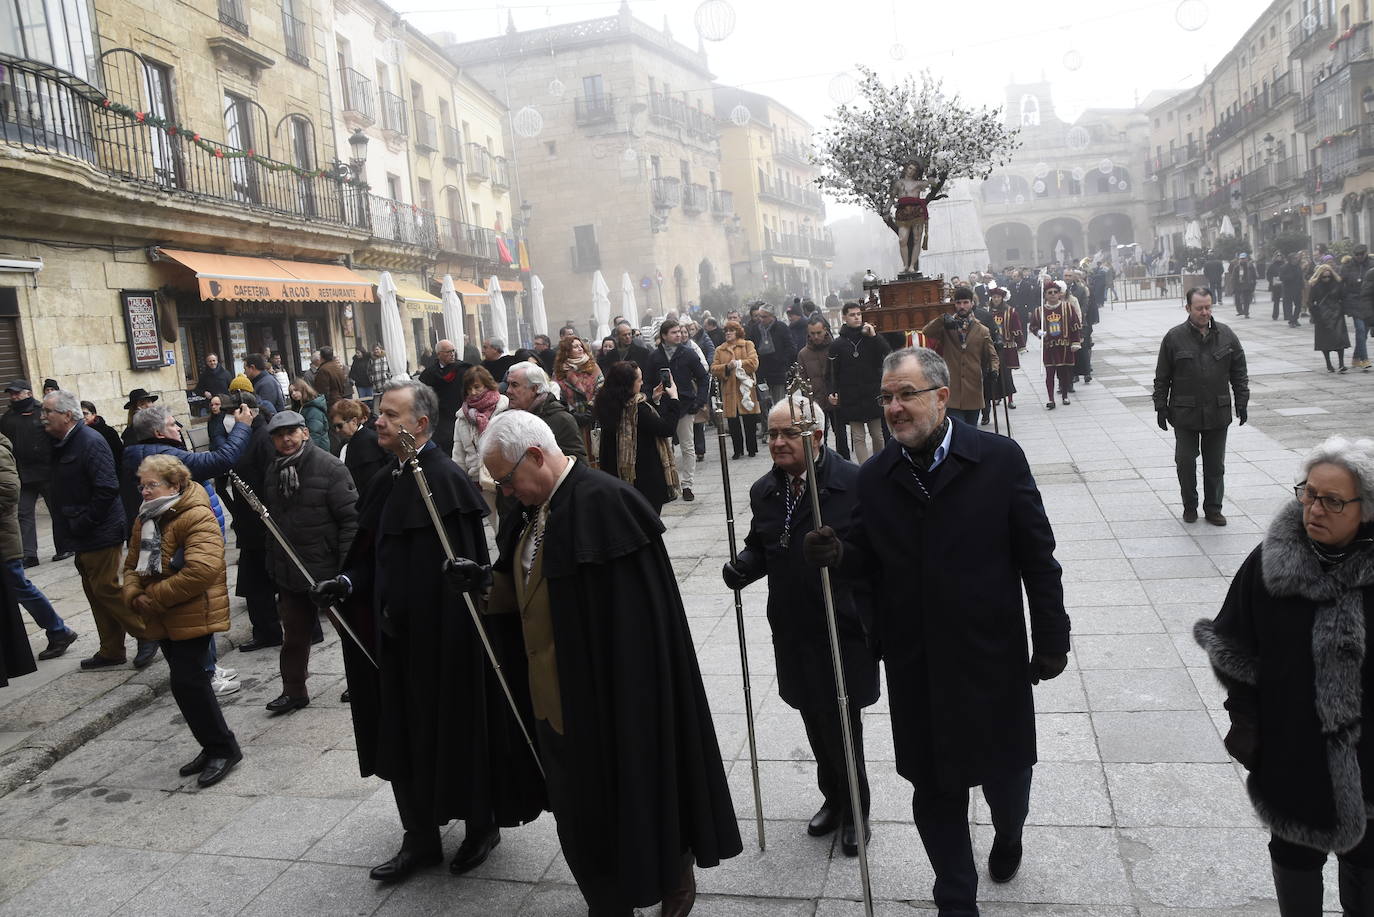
[418,339,471,455]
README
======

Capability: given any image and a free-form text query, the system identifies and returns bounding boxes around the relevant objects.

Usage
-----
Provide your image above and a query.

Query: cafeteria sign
[121,290,163,369]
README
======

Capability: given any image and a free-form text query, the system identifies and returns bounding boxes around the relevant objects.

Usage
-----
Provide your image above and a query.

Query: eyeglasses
[1295,484,1363,514]
[138,481,172,494]
[493,452,528,490]
[876,385,942,407]
[765,428,803,440]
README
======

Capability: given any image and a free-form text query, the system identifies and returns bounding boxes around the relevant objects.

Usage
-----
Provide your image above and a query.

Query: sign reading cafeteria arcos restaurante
[197,277,373,303]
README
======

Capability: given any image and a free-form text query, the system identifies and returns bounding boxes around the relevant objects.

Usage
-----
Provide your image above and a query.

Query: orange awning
[452,279,488,302]
[158,249,375,303]
[499,279,524,293]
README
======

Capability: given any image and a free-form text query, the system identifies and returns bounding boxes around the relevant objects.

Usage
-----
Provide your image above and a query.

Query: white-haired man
[503,363,586,460]
[479,410,740,915]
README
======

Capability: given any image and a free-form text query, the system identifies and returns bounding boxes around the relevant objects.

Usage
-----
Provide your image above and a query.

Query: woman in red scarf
[553,336,603,462]
[451,366,507,518]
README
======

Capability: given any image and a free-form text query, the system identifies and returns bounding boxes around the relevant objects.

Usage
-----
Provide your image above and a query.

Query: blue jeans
[1355,318,1369,363]
[2,557,67,633]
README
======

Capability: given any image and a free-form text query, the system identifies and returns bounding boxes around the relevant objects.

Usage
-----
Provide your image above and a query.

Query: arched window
[1020,94,1041,127]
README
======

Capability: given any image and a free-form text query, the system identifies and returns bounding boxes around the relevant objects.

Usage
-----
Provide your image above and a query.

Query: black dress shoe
[988,834,1023,883]
[265,694,310,715]
[79,653,125,670]
[841,818,871,857]
[179,750,209,777]
[1061,395,1070,405]
[51,551,74,562]
[38,629,78,660]
[310,632,324,645]
[21,556,38,569]
[238,637,282,653]
[449,827,501,874]
[197,750,242,787]
[370,847,442,883]
[681,487,694,502]
[132,640,160,668]
[806,803,841,837]
[341,690,351,703]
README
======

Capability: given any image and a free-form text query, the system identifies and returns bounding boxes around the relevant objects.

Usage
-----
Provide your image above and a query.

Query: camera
[222,390,260,411]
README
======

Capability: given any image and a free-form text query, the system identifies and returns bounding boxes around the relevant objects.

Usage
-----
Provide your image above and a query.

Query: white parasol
[620,272,638,325]
[1219,215,1235,237]
[377,271,409,377]
[530,275,549,337]
[593,270,612,341]
[487,274,508,346]
[1185,221,1203,249]
[440,274,465,358]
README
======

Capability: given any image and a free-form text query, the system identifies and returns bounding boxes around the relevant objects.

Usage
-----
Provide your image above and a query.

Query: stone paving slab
[2,296,1369,913]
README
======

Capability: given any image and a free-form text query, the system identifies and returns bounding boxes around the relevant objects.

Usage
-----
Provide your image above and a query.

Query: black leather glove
[803,525,843,568]
[310,576,350,608]
[721,560,752,591]
[1224,721,1258,770]
[1237,407,1247,426]
[942,313,959,328]
[1029,652,1068,685]
[1157,411,1169,431]
[443,557,492,593]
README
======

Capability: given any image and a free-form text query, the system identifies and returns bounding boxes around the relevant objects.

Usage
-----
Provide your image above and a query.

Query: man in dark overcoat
[313,378,545,885]
[828,302,891,463]
[804,347,1070,916]
[480,410,741,917]
[416,339,471,456]
[724,398,878,855]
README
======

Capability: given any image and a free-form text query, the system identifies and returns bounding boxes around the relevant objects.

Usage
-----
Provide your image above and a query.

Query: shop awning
[393,283,441,305]
[451,279,489,302]
[499,279,524,293]
[156,249,374,303]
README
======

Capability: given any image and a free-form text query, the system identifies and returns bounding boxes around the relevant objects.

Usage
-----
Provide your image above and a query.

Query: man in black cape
[313,378,544,884]
[478,410,741,916]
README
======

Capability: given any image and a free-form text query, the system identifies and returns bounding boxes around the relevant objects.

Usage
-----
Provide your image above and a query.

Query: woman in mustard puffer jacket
[123,454,241,787]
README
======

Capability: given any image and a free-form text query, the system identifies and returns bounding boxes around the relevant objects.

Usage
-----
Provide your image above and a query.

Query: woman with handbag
[452,366,509,521]
[710,320,761,458]
[594,361,682,514]
[553,336,602,462]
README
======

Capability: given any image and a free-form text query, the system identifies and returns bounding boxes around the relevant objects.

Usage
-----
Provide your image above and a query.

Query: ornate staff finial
[785,363,820,433]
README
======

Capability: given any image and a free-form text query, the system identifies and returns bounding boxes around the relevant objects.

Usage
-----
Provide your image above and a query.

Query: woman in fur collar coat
[1195,435,1374,915]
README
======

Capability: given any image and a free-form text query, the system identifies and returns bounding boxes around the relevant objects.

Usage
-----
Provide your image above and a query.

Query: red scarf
[462,388,501,433]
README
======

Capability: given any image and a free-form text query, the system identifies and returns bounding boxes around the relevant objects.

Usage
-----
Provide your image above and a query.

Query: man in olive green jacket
[0,432,76,658]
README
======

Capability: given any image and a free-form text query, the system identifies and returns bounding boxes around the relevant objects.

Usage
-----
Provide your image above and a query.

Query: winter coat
[1281,262,1307,296]
[692,329,716,366]
[342,423,388,504]
[921,314,1000,411]
[252,370,284,416]
[795,341,833,406]
[749,319,796,386]
[120,421,250,527]
[646,343,710,413]
[1356,268,1374,324]
[87,417,123,472]
[1152,319,1249,431]
[262,441,358,593]
[1342,257,1372,305]
[1195,501,1374,854]
[1308,281,1351,352]
[121,482,230,642]
[49,423,126,555]
[597,396,682,512]
[418,359,473,452]
[0,433,23,561]
[531,394,587,460]
[0,396,52,485]
[734,448,879,711]
[837,420,1069,790]
[195,364,231,397]
[296,394,330,450]
[349,354,372,390]
[787,316,809,353]
[828,324,891,422]
[597,341,652,371]
[452,394,509,483]
[314,359,350,407]
[368,356,392,392]
[710,339,760,417]
[1229,260,1259,293]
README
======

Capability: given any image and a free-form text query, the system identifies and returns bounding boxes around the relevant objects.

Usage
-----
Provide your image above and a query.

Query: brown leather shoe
[1182,507,1198,523]
[1205,512,1228,526]
[660,854,696,917]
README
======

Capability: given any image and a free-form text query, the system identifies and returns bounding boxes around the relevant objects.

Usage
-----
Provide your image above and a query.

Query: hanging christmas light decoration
[622,146,638,163]
[512,106,544,138]
[1098,158,1114,174]
[1014,193,1026,205]
[889,43,906,60]
[828,72,859,105]
[693,0,736,41]
[1071,167,1086,182]
[1032,179,1047,194]
[1033,162,1050,179]
[1117,180,1130,192]
[1062,49,1083,71]
[1175,0,1208,31]
[1066,126,1091,151]
[729,103,751,126]
[548,78,565,98]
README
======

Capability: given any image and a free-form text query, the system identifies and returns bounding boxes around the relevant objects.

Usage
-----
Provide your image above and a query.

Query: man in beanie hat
[921,287,999,426]
[1228,253,1258,318]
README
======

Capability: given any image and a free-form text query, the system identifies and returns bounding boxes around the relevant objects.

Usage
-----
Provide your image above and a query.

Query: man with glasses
[804,347,1070,916]
[418,338,472,456]
[477,409,740,917]
[1153,287,1250,526]
[722,397,877,855]
[311,378,543,885]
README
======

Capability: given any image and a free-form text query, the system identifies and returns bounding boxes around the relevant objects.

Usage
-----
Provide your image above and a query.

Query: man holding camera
[921,287,999,427]
[646,318,709,502]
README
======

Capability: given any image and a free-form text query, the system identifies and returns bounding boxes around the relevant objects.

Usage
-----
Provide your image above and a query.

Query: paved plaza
[0,293,1370,916]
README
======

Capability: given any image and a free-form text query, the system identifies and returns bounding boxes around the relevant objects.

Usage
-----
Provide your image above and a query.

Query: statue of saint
[891,162,931,276]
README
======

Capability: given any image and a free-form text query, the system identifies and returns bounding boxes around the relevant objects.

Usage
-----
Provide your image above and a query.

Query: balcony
[491,155,510,191]
[1321,122,1374,181]
[0,57,367,229]
[648,92,718,141]
[281,11,308,65]
[682,182,707,215]
[710,189,733,218]
[1295,95,1317,128]
[1330,22,1372,70]
[1175,196,1197,218]
[413,110,437,152]
[1241,154,1307,198]
[774,137,811,165]
[651,176,681,208]
[1289,13,1336,57]
[441,125,462,164]
[339,67,374,124]
[369,195,437,250]
[218,0,248,34]
[379,90,406,135]
[570,244,600,273]
[466,143,490,181]
[574,93,615,126]
[435,217,499,260]
[1199,181,1238,213]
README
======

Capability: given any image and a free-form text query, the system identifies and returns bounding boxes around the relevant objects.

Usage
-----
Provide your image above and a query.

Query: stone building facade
[714,86,832,301]
[975,82,1152,268]
[443,2,732,333]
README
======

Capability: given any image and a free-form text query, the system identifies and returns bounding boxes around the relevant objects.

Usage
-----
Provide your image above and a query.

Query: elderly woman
[710,320,761,458]
[123,454,240,786]
[594,361,682,514]
[331,398,386,503]
[1307,262,1350,374]
[1195,436,1374,914]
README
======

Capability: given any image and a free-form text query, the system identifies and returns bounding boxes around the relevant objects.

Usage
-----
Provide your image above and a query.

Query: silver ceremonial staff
[785,366,874,917]
[227,471,378,669]
[395,428,546,781]
[712,378,766,852]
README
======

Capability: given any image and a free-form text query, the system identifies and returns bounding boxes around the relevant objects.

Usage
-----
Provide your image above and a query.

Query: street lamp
[519,199,533,226]
[1263,132,1275,161]
[347,128,369,182]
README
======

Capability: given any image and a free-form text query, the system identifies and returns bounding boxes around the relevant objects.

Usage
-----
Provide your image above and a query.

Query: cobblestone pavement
[0,293,1370,915]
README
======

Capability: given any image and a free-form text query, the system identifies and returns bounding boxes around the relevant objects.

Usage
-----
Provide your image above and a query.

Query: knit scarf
[564,353,591,372]
[271,439,312,500]
[463,388,501,433]
[951,312,973,348]
[133,492,181,576]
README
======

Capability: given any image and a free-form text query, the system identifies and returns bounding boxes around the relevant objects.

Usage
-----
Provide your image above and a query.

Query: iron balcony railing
[369,194,437,250]
[1321,123,1374,181]
[1289,13,1336,58]
[682,182,707,214]
[574,93,614,125]
[774,137,810,164]
[441,125,462,163]
[491,155,510,190]
[0,56,367,228]
[466,142,490,180]
[710,189,733,218]
[218,0,248,34]
[570,243,599,272]
[651,176,681,208]
[413,109,437,152]
[339,67,374,123]
[379,90,406,135]
[435,216,500,260]
[282,11,309,65]
[648,92,718,140]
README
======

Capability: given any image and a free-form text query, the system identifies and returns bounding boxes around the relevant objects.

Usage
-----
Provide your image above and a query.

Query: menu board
[121,290,162,369]
[295,320,313,373]
[227,321,248,376]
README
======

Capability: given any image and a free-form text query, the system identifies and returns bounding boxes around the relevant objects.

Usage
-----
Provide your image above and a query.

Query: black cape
[0,571,33,687]
[340,443,545,827]
[494,461,741,905]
